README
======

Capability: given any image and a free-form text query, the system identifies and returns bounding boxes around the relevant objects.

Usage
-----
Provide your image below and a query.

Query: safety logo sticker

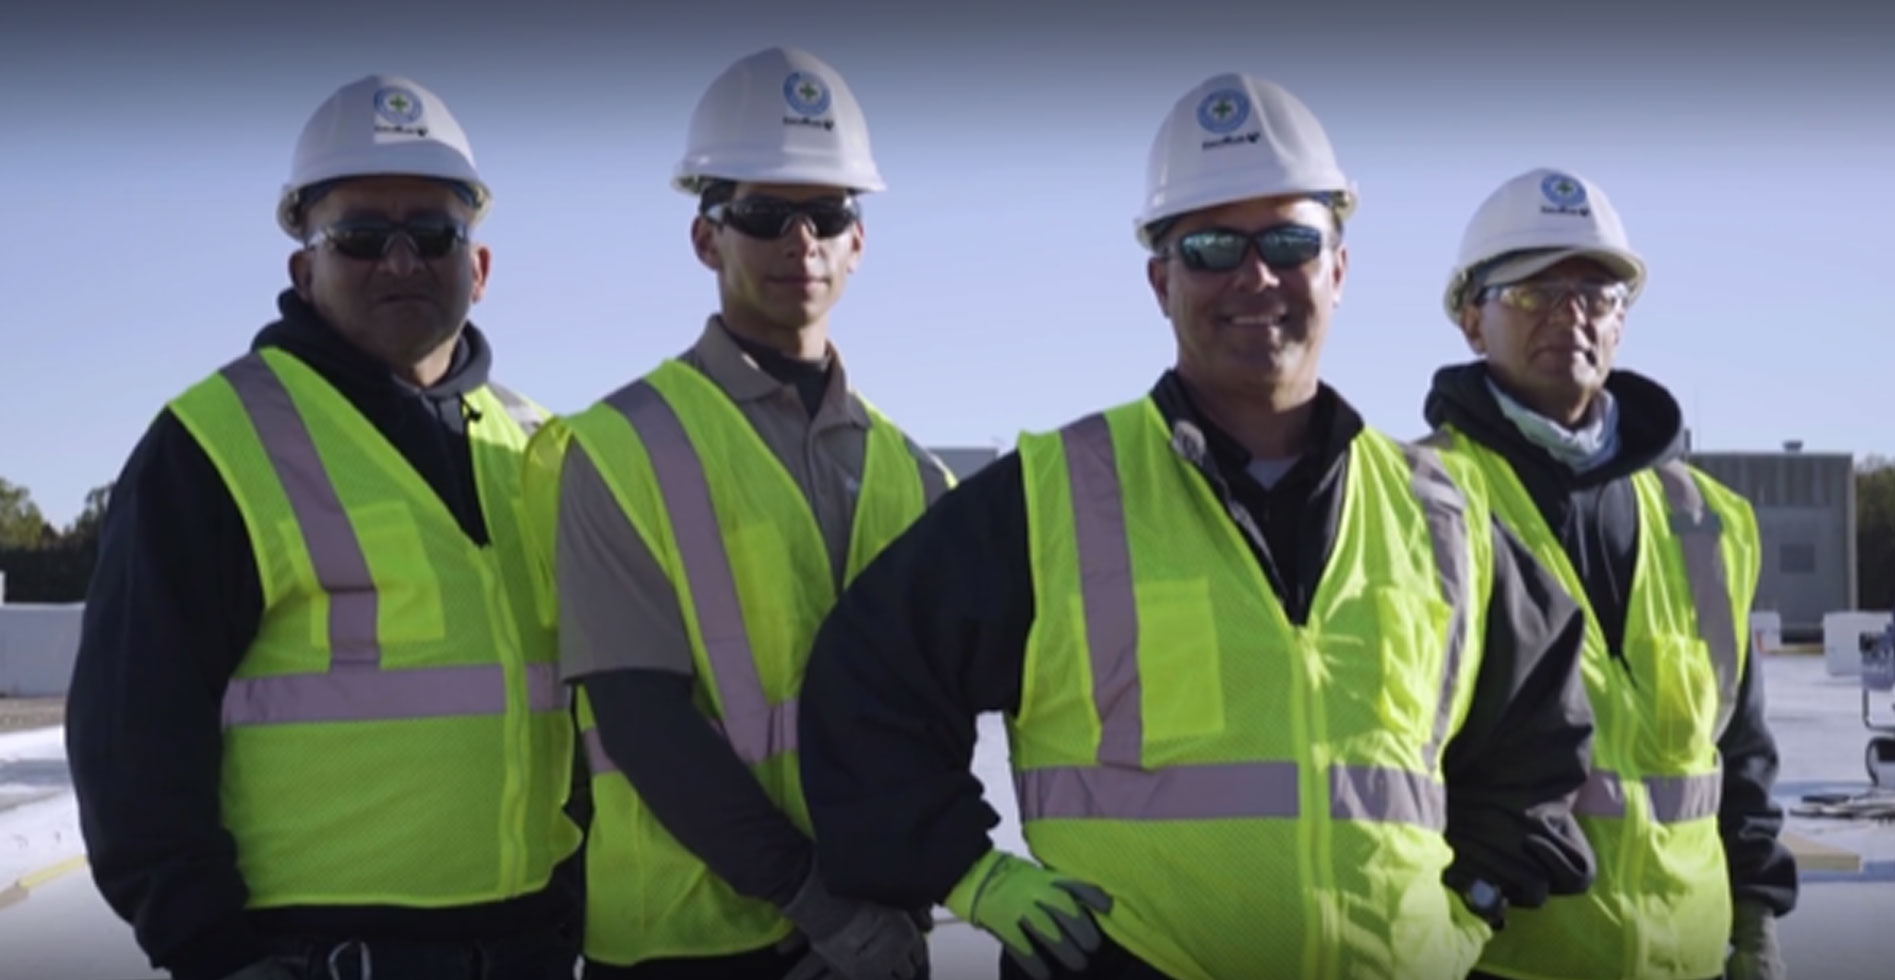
[1197,87,1259,150]
[372,85,428,137]
[1539,172,1591,216]
[784,72,831,115]
[782,71,836,131]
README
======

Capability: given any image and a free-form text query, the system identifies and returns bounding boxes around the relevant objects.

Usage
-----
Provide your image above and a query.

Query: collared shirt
[555,316,951,679]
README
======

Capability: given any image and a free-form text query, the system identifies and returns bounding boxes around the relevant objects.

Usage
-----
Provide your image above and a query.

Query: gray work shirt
[555,316,954,680]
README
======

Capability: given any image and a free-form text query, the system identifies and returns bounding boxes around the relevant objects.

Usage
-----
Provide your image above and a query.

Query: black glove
[777,864,929,980]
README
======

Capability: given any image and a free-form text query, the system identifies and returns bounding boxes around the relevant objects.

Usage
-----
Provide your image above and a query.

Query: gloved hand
[1727,900,1787,980]
[216,958,302,980]
[776,863,929,980]
[944,850,1112,980]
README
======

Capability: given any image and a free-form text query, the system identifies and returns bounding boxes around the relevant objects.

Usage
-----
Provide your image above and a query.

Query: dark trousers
[582,942,796,980]
[1469,974,1723,980]
[263,929,579,980]
[582,939,937,980]
[998,931,1175,980]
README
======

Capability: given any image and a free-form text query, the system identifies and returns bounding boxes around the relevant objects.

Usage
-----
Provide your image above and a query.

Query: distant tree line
[0,478,112,603]
[1858,456,1895,612]
[1,459,1892,608]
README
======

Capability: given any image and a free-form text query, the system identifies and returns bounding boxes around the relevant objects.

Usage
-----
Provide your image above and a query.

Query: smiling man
[65,74,583,980]
[791,74,1600,980]
[519,46,951,980]
[1424,168,1796,980]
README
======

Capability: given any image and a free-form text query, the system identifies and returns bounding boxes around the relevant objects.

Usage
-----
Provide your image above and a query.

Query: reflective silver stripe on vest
[216,354,561,727]
[1565,463,1737,824]
[1573,769,1723,823]
[1653,461,1743,741]
[602,379,789,767]
[486,382,544,437]
[1014,416,1471,828]
[583,379,937,775]
[1397,442,1473,775]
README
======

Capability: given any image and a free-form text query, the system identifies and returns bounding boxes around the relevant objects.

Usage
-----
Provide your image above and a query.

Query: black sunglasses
[1162,223,1327,273]
[705,195,861,240]
[307,216,470,261]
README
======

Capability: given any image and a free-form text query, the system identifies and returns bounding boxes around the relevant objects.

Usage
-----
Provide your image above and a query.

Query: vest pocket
[722,521,807,693]
[1628,633,1718,770]
[348,500,447,645]
[1366,586,1454,743]
[1134,578,1226,743]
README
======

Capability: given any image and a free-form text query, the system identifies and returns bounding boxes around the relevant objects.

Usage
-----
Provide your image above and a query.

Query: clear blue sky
[3,0,1890,527]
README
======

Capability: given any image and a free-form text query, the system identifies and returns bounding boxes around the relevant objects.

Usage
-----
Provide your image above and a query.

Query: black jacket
[64,291,581,980]
[1423,361,1799,918]
[797,371,1598,921]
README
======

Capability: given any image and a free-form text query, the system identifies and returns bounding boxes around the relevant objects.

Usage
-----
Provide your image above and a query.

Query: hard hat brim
[275,174,493,239]
[672,160,887,197]
[1442,245,1647,324]
[1135,183,1358,251]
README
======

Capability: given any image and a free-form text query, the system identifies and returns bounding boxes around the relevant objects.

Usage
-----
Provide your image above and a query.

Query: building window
[1780,542,1817,574]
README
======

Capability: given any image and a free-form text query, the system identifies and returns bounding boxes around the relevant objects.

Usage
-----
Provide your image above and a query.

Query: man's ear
[841,220,865,275]
[691,216,722,272]
[469,242,493,303]
[1459,306,1487,354]
[289,249,312,299]
[1329,241,1348,308]
[1146,255,1170,316]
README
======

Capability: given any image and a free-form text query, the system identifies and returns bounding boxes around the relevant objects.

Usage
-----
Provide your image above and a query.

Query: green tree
[0,477,48,549]
[63,482,114,547]
[1859,456,1895,610]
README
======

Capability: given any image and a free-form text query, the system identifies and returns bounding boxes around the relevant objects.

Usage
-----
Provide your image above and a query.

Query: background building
[928,445,1003,481]
[1687,439,1858,643]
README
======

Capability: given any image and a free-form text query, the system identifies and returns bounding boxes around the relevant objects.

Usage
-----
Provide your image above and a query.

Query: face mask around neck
[1486,377,1620,474]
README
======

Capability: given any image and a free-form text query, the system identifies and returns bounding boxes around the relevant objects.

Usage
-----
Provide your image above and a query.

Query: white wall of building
[0,604,83,697]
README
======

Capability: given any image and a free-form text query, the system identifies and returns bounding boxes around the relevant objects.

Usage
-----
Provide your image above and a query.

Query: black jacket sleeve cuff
[161,915,272,980]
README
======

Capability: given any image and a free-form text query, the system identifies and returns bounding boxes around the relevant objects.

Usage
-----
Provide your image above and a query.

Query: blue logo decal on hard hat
[1197,88,1250,135]
[1539,172,1592,216]
[1541,173,1587,208]
[373,85,425,126]
[783,72,832,117]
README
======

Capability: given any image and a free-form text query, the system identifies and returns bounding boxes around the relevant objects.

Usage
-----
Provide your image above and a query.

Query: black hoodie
[64,291,582,980]
[1423,360,1798,919]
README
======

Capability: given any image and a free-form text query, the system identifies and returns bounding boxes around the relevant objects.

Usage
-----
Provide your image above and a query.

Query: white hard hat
[673,46,885,196]
[1135,73,1357,250]
[276,74,490,239]
[1442,167,1646,324]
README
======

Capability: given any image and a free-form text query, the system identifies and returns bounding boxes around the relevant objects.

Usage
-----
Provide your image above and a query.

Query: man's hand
[777,864,928,980]
[945,850,1112,980]
[1727,901,1786,980]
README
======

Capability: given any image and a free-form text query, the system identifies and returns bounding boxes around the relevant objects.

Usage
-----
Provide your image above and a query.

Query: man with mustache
[520,46,950,980]
[65,74,584,979]
[1424,167,1796,980]
[792,73,1599,980]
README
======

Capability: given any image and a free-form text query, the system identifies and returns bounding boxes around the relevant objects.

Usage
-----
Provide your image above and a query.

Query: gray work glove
[1727,901,1787,980]
[215,958,302,980]
[777,864,929,980]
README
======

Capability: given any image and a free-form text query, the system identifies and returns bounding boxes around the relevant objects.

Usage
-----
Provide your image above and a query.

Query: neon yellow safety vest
[166,346,581,909]
[1011,398,1500,980]
[1433,426,1758,980]
[519,358,947,967]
